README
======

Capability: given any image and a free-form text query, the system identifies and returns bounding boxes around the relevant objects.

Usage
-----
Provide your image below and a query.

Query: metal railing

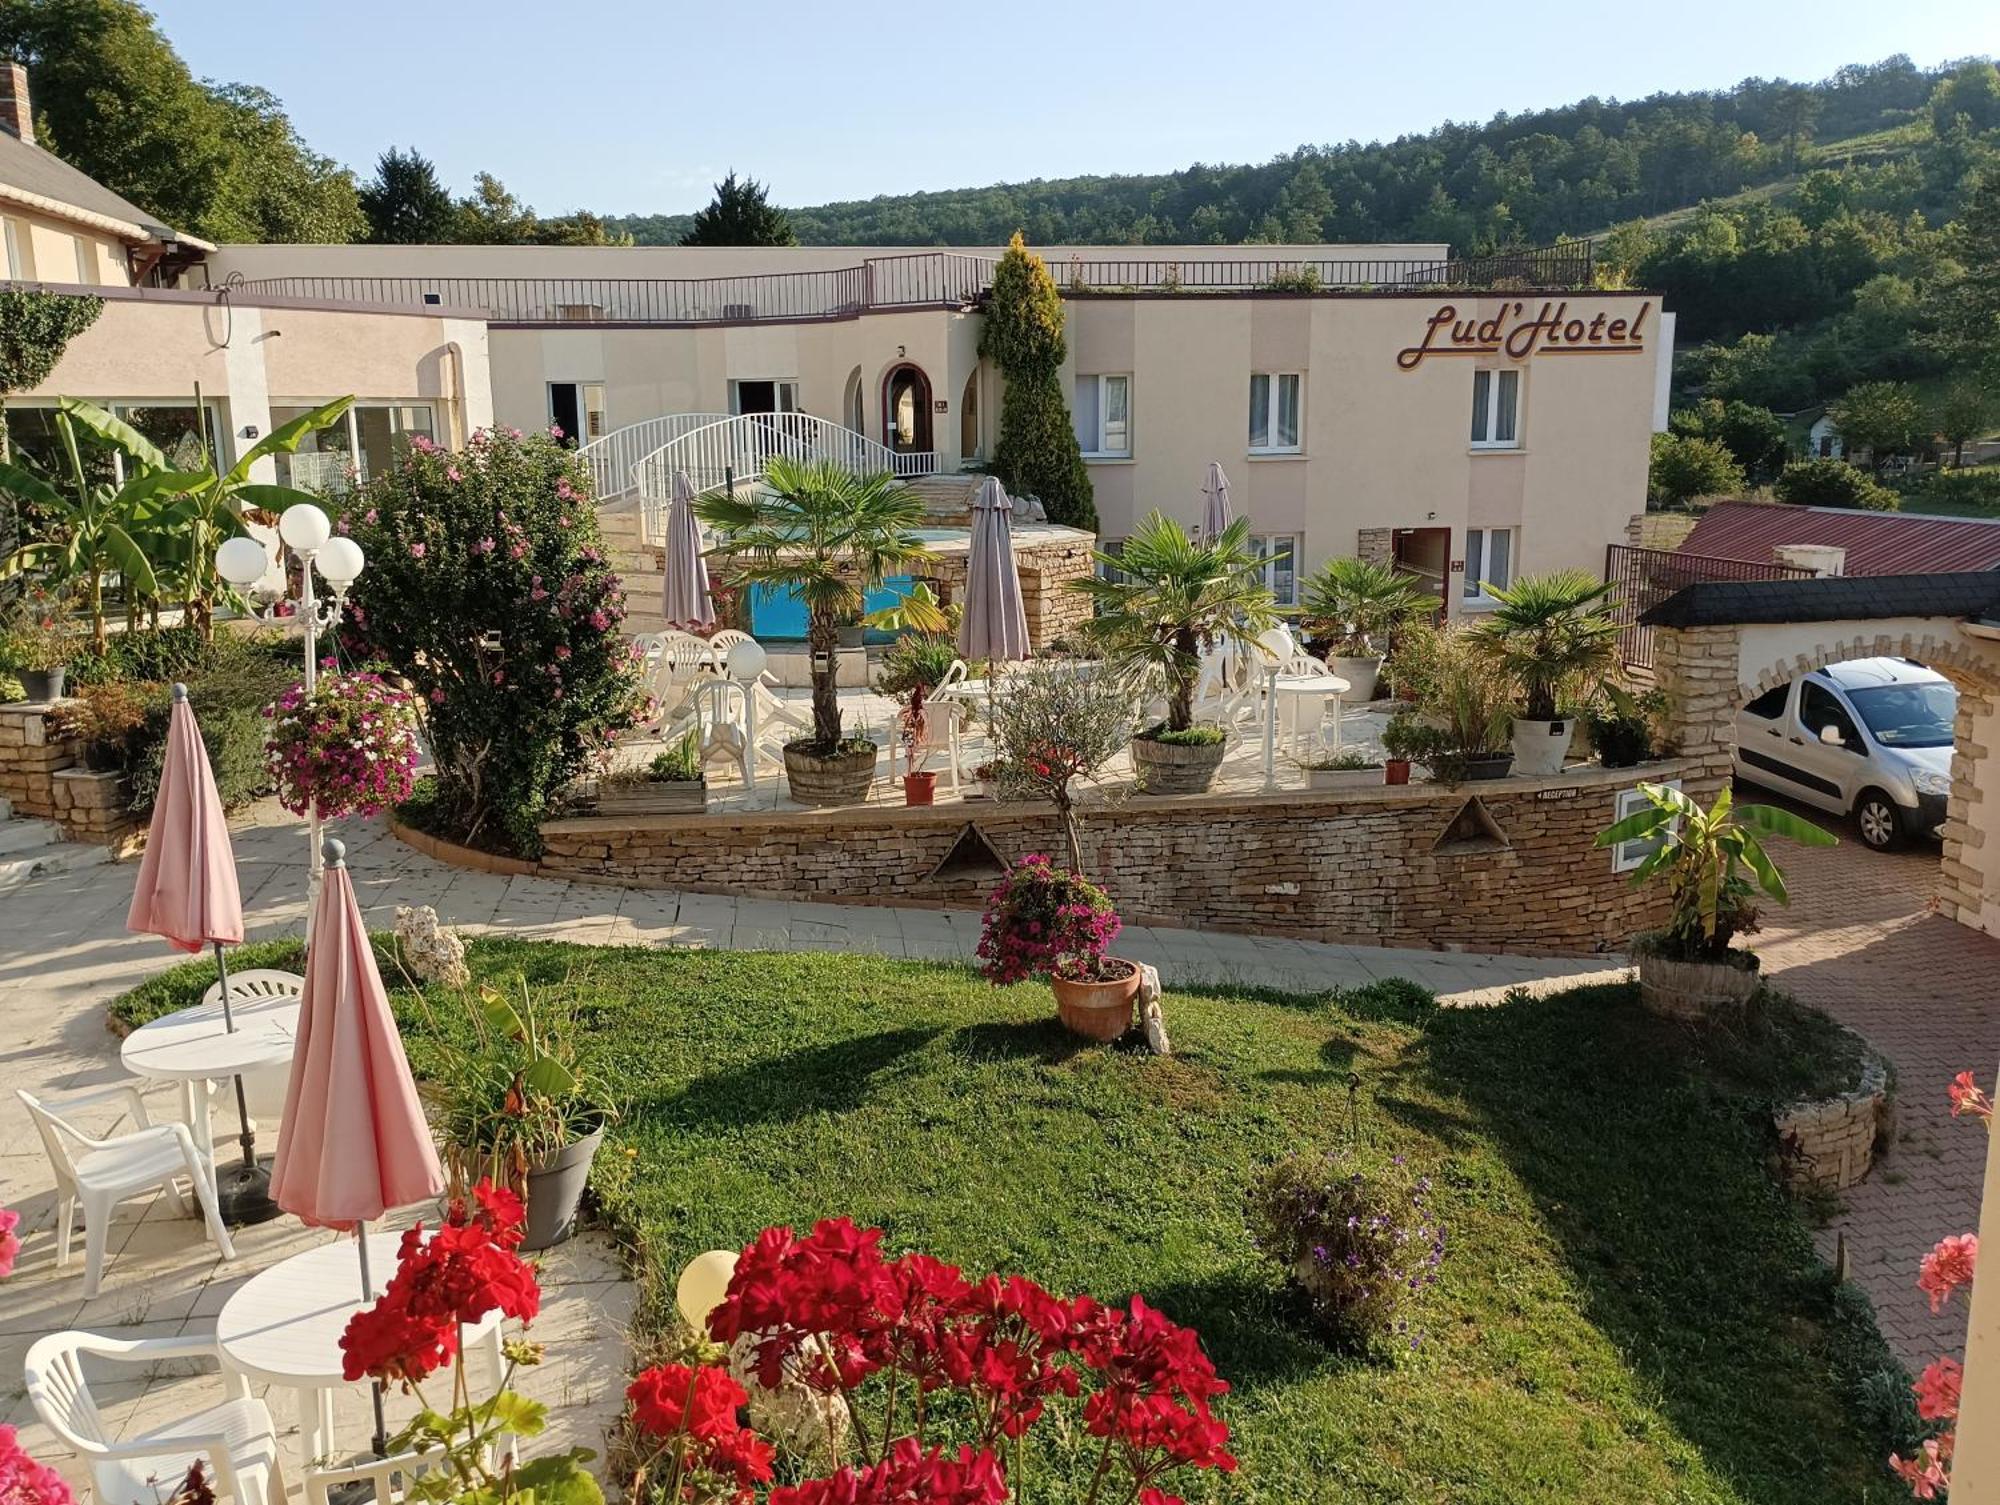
[634,413,938,541]
[1605,544,1813,671]
[578,414,730,501]
[224,242,1597,328]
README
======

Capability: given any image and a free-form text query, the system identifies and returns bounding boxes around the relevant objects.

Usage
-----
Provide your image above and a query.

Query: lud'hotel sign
[1397,300,1652,370]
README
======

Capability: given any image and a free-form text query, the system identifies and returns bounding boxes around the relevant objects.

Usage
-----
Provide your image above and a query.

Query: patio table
[216,1230,505,1470]
[120,993,300,1162]
[1262,671,1351,790]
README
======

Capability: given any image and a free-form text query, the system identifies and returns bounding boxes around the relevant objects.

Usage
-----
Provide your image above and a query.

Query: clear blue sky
[152,0,1997,217]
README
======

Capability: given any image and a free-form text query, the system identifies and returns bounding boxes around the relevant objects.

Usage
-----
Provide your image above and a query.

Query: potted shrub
[596,729,707,815]
[1383,624,1514,782]
[1588,683,1664,769]
[983,657,1132,870]
[1302,748,1385,790]
[262,669,422,820]
[1301,556,1433,702]
[698,458,940,806]
[977,853,1138,1041]
[1071,512,1276,795]
[968,760,1002,800]
[416,976,617,1251]
[1595,783,1837,1022]
[897,683,937,806]
[0,591,80,702]
[1469,570,1620,777]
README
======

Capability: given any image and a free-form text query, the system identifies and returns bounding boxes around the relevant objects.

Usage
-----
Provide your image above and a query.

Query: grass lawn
[115,942,1914,1503]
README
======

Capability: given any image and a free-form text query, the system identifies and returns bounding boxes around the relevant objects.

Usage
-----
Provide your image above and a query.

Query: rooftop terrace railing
[222,242,1597,328]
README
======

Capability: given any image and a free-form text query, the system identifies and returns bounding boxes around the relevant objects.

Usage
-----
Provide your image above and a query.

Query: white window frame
[71,235,96,285]
[1470,368,1522,449]
[1461,527,1516,606]
[1248,372,1303,455]
[1611,779,1681,873]
[1249,533,1301,607]
[729,378,800,415]
[1074,373,1130,458]
[2,217,25,279]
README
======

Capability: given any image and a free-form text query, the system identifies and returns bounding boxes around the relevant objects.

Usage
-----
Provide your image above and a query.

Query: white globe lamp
[724,638,768,683]
[675,1249,740,1332]
[277,502,331,553]
[215,535,270,588]
[317,536,365,587]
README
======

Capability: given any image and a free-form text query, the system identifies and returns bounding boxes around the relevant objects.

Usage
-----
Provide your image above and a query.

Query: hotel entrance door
[1392,527,1452,619]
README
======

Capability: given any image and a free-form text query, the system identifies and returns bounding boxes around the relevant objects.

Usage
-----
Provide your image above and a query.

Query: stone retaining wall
[1774,1047,1891,1191]
[536,759,1696,955]
[0,701,141,847]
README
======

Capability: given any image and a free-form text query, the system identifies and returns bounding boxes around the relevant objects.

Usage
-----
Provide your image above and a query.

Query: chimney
[1773,543,1847,577]
[0,60,30,144]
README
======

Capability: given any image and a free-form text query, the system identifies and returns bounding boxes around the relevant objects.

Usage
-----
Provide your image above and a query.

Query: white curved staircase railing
[633,413,939,541]
[579,414,730,504]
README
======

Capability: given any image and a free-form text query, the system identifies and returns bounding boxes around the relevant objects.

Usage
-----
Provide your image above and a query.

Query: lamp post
[216,503,366,932]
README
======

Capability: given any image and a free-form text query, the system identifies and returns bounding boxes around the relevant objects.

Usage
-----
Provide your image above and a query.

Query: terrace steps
[0,803,112,895]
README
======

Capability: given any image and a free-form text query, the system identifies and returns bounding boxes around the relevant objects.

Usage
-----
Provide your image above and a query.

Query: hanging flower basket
[263,671,421,821]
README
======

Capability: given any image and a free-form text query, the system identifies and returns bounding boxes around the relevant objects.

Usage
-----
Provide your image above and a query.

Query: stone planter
[1307,766,1383,791]
[1510,717,1575,776]
[1328,654,1384,703]
[17,667,66,702]
[784,741,879,806]
[595,778,707,816]
[521,1121,606,1251]
[1132,734,1226,795]
[1773,1046,1891,1192]
[1637,947,1761,1022]
[1051,960,1140,1042]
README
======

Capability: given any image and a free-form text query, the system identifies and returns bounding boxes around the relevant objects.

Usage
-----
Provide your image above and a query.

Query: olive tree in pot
[1595,782,1837,1022]
[1469,570,1621,777]
[983,657,1132,870]
[1300,556,1433,702]
[1070,512,1277,795]
[698,458,941,804]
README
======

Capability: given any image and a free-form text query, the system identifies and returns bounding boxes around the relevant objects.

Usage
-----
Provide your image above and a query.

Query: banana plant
[1595,781,1837,959]
[60,391,354,639]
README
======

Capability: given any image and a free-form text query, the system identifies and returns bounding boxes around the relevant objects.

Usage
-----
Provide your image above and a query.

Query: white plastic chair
[18,1085,236,1297]
[705,628,754,664]
[28,1330,284,1505]
[306,1447,457,1505]
[198,970,304,1126]
[694,677,755,790]
[893,662,971,792]
[634,633,712,739]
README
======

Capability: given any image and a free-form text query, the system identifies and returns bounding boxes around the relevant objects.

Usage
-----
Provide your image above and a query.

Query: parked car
[1732,657,1956,851]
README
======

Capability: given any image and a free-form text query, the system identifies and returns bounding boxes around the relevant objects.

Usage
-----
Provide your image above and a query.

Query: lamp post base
[215,1157,282,1227]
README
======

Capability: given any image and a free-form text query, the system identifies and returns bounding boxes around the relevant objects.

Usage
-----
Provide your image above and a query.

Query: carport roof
[1637,572,2000,629]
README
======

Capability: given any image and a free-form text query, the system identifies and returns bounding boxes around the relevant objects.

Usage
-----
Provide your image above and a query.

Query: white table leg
[297,1385,332,1470]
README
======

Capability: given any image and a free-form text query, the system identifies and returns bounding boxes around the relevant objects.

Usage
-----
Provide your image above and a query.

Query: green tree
[454,172,539,244]
[360,147,457,245]
[980,234,1094,529]
[1935,381,1996,467]
[1772,457,1899,510]
[679,172,797,247]
[1648,432,1746,509]
[0,288,101,463]
[1944,163,2000,387]
[204,84,364,244]
[1929,61,2000,136]
[1670,399,1789,484]
[1829,380,1926,471]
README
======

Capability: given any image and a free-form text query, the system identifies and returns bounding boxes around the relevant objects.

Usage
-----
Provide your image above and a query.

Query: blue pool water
[749,576,915,644]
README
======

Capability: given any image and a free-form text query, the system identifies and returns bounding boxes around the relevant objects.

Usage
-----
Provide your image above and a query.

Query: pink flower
[509,543,527,559]
[409,542,427,559]
[555,645,571,661]
[430,688,446,705]
[364,508,379,524]
[491,671,505,686]
[446,466,463,483]
[548,423,565,439]
[1918,1234,1977,1314]
[1914,1356,1962,1423]
[1890,1437,1953,1500]
[0,1423,73,1505]
[0,1206,20,1279]
[474,537,496,555]
[1949,1071,1993,1125]
[588,610,610,632]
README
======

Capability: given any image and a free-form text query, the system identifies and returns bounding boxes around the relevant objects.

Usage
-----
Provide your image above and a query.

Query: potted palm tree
[1070,512,1277,795]
[1595,783,1837,1021]
[697,458,940,805]
[1469,570,1621,777]
[1300,556,1433,702]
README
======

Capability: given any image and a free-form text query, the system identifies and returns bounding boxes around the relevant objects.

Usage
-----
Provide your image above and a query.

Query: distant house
[1804,409,1845,461]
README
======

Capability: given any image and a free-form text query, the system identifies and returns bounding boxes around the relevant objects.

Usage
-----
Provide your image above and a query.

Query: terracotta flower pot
[1050,960,1141,1041]
[1384,759,1411,785]
[905,770,937,806]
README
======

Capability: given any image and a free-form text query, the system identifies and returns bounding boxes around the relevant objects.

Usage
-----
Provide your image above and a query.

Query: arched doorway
[882,364,932,457]
[842,365,864,434]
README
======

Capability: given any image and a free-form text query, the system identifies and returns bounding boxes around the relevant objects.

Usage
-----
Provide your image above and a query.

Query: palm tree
[1468,569,1620,722]
[696,458,941,749]
[1301,556,1434,657]
[1070,513,1278,733]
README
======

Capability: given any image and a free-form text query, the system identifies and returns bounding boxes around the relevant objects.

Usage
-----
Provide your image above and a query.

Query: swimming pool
[748,576,916,644]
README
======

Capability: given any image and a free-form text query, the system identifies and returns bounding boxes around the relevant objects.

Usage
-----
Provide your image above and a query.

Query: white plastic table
[1262,671,1351,790]
[120,994,301,1160]
[216,1230,505,1470]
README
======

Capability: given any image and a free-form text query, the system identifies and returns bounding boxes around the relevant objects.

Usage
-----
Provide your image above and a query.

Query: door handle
[1788,736,1804,745]
[1767,727,1782,736]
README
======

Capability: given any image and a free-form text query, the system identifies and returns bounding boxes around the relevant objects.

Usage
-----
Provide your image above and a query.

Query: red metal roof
[1678,500,2000,577]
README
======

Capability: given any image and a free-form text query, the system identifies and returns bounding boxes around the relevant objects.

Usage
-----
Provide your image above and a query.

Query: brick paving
[1755,828,2000,1369]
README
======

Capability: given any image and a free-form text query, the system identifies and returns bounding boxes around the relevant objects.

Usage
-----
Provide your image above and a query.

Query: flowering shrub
[1890,1070,1990,1499]
[626,1217,1233,1505]
[0,1204,18,1280]
[262,669,420,821]
[0,1425,73,1505]
[339,426,643,856]
[1244,1145,1448,1349]
[339,1181,602,1505]
[976,853,1124,985]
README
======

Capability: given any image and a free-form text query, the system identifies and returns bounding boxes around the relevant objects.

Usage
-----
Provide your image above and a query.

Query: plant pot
[1510,716,1574,777]
[1051,960,1141,1042]
[1328,654,1384,703]
[904,769,937,806]
[967,776,994,801]
[1461,752,1515,780]
[521,1123,606,1251]
[836,624,866,649]
[1637,947,1761,1023]
[1384,759,1411,786]
[1307,766,1383,791]
[595,778,707,816]
[784,740,879,806]
[18,666,66,702]
[1132,733,1226,795]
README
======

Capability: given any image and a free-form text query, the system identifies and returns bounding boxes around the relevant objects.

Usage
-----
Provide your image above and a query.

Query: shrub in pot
[1302,747,1384,790]
[977,853,1137,1040]
[1300,556,1434,702]
[596,729,706,814]
[1588,683,1665,769]
[1595,782,1837,1022]
[698,458,940,806]
[0,589,80,701]
[1070,511,1276,795]
[1468,569,1620,776]
[1382,624,1514,782]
